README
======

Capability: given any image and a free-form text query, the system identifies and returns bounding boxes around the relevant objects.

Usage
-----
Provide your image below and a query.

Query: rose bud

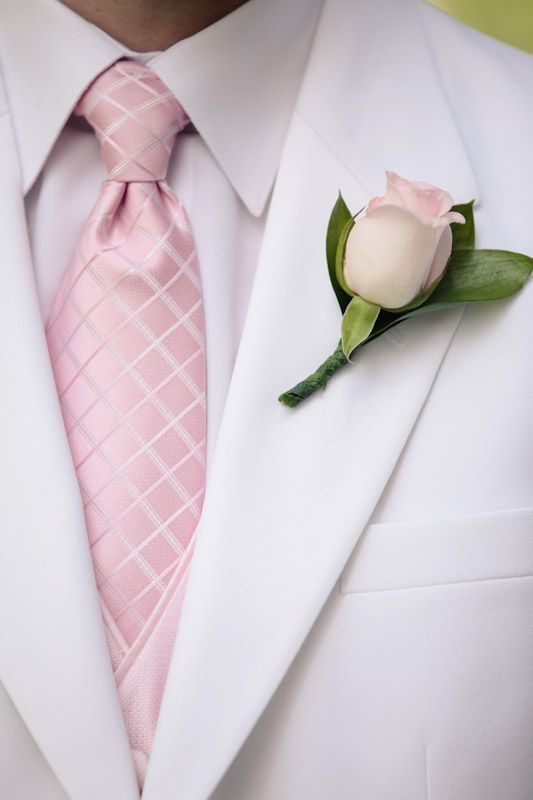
[343,171,466,309]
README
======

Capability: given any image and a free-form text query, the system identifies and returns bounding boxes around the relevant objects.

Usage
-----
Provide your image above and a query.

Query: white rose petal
[343,204,449,309]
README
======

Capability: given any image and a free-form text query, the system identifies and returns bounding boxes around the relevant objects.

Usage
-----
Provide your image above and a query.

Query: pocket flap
[340,507,533,594]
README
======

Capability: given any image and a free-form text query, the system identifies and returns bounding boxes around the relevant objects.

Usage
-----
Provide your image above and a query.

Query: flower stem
[278,341,349,408]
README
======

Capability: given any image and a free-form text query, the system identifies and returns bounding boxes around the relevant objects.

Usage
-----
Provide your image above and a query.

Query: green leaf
[428,248,533,304]
[367,247,532,342]
[326,193,355,311]
[341,296,381,358]
[451,200,475,250]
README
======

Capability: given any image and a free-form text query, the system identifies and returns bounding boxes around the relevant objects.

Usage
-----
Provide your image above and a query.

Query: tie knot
[76,60,189,182]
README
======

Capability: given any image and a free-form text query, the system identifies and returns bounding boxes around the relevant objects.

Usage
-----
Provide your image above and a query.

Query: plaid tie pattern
[46,61,207,776]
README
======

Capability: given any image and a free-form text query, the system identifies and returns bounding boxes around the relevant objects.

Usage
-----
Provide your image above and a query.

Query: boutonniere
[279,171,532,408]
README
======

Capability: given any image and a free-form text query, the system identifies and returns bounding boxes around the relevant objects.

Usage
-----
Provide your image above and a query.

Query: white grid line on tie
[113,241,204,349]
[110,186,203,344]
[52,202,201,396]
[115,186,201,299]
[100,598,131,657]
[71,346,204,462]
[59,382,163,629]
[90,435,206,549]
[68,292,203,525]
[83,69,176,122]
[99,484,204,594]
[99,183,170,250]
[112,488,204,621]
[83,67,177,118]
[62,290,200,541]
[60,331,183,553]
[93,92,176,140]
[81,382,205,516]
[102,599,131,650]
[50,245,195,375]
[58,296,202,415]
[116,65,181,110]
[81,68,159,113]
[108,123,179,182]
[86,80,181,181]
[85,245,206,411]
[46,186,174,334]
[59,340,194,633]
[66,339,204,590]
[126,185,201,287]
[85,260,206,446]
[46,247,107,334]
[132,185,199,268]
[114,554,182,620]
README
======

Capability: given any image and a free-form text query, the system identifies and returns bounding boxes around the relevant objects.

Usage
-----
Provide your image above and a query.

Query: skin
[60,0,249,51]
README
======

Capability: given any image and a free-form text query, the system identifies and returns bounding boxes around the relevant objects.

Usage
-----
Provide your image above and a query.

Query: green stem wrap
[278,341,349,408]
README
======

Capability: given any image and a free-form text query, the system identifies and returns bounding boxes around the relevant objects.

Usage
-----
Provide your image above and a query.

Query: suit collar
[142,0,478,797]
[0,0,321,215]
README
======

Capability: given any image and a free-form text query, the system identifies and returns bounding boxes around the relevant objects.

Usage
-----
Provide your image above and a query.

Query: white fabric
[0,1,532,799]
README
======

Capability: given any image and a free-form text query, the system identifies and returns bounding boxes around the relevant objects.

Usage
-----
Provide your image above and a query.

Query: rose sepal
[341,296,381,359]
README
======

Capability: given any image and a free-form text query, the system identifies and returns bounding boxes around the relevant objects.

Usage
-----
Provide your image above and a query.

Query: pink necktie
[46,60,207,783]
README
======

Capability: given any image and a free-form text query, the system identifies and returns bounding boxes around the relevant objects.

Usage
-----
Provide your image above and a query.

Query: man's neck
[59,0,249,51]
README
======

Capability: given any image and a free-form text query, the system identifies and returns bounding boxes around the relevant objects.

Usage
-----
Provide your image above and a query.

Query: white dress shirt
[1,0,528,490]
[0,0,323,473]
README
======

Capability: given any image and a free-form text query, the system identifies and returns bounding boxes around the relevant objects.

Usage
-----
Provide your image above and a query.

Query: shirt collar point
[239,181,274,218]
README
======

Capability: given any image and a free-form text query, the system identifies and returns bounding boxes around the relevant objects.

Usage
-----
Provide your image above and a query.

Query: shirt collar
[0,0,322,216]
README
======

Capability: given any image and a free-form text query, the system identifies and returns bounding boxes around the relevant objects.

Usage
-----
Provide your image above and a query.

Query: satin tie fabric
[46,60,207,785]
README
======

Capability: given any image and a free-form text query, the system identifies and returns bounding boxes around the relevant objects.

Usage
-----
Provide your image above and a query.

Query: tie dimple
[76,60,190,181]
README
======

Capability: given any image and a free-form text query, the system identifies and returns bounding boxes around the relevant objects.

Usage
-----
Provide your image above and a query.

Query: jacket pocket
[340,507,533,594]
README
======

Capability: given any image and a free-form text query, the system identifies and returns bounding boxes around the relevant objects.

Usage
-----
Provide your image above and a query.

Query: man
[0,0,531,798]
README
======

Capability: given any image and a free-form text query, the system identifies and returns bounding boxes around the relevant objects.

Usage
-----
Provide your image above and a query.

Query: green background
[428,0,533,53]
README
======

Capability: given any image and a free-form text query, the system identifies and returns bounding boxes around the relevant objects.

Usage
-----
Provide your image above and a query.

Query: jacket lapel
[143,1,479,798]
[0,107,139,799]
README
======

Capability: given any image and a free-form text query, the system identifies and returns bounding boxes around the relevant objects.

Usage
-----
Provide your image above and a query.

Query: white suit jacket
[1,1,532,798]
